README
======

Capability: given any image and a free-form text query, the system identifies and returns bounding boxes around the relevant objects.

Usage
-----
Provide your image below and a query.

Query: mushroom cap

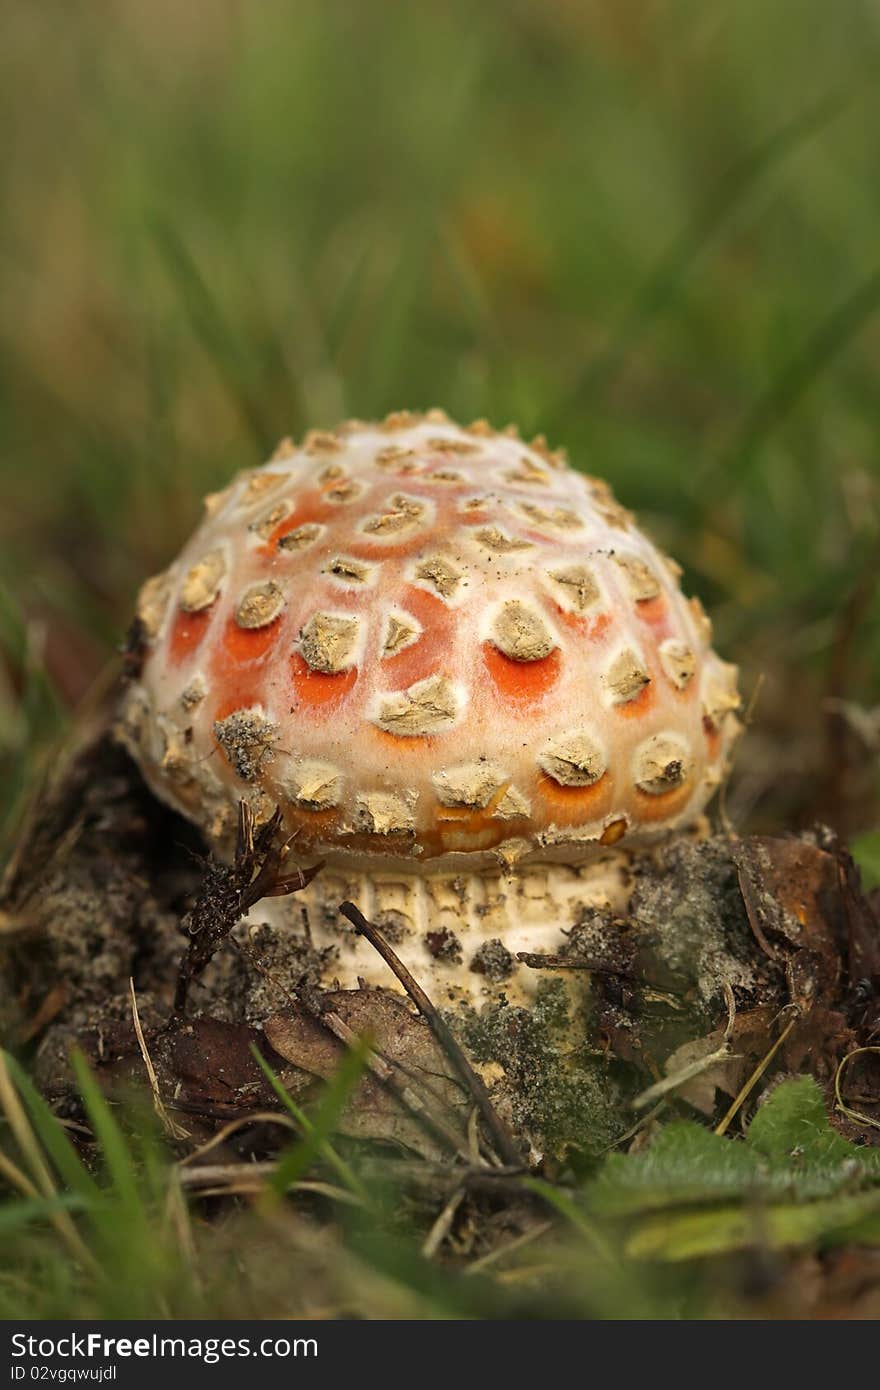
[120,411,740,871]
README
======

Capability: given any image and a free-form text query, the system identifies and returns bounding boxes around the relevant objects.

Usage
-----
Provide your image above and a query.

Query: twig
[358,1156,528,1194]
[340,901,522,1167]
[178,1111,298,1167]
[173,803,322,1018]
[177,1161,363,1206]
[421,1188,465,1258]
[633,1049,741,1111]
[601,1102,667,1153]
[517,950,636,980]
[714,1008,799,1136]
[465,1220,554,1275]
[128,979,189,1141]
[834,1046,880,1132]
[632,982,739,1110]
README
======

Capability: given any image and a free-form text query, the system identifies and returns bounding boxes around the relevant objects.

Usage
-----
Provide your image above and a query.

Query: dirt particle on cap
[286,759,343,810]
[634,733,691,794]
[614,554,661,602]
[474,526,533,553]
[426,435,479,455]
[433,761,507,809]
[355,791,416,835]
[303,429,342,454]
[382,612,420,657]
[659,638,696,690]
[240,471,287,504]
[214,708,280,780]
[323,555,372,584]
[362,493,426,534]
[374,444,417,467]
[180,675,207,711]
[249,501,292,539]
[278,523,324,552]
[326,481,363,504]
[493,786,531,820]
[505,458,549,486]
[135,572,172,639]
[518,501,582,531]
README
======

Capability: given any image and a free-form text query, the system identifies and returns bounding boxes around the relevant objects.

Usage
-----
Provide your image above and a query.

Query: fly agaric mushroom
[120,410,740,1004]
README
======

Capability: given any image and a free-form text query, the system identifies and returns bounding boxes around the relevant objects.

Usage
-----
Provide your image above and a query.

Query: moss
[453,979,623,1159]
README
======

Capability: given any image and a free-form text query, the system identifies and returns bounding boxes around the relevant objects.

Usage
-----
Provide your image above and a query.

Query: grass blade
[151,218,277,452]
[69,1050,143,1226]
[2,1054,100,1204]
[250,1043,370,1204]
[522,1177,614,1264]
[726,264,880,466]
[0,1194,86,1236]
[567,88,850,406]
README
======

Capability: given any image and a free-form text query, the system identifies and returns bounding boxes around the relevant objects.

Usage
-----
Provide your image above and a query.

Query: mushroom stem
[257,853,633,1006]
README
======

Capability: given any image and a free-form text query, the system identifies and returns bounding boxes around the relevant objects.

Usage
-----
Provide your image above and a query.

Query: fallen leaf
[264,989,469,1160]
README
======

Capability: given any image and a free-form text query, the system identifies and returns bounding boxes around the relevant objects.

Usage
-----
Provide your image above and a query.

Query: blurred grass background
[1,0,879,855]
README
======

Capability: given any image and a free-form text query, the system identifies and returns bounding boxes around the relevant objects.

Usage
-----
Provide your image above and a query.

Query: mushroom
[119,410,740,1005]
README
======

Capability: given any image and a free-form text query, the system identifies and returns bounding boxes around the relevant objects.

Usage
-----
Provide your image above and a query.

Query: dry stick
[600,1101,666,1154]
[340,901,522,1167]
[357,1156,528,1196]
[714,1009,799,1137]
[128,979,189,1142]
[465,1219,554,1276]
[421,1188,465,1259]
[517,951,637,980]
[178,1163,363,1205]
[834,1046,880,1133]
[178,1112,299,1168]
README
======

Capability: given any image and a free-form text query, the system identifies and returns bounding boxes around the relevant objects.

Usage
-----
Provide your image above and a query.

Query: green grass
[2,0,880,1318]
[3,1048,880,1320]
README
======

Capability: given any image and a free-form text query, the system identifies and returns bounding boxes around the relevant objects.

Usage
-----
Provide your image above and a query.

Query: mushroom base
[269,855,634,1006]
